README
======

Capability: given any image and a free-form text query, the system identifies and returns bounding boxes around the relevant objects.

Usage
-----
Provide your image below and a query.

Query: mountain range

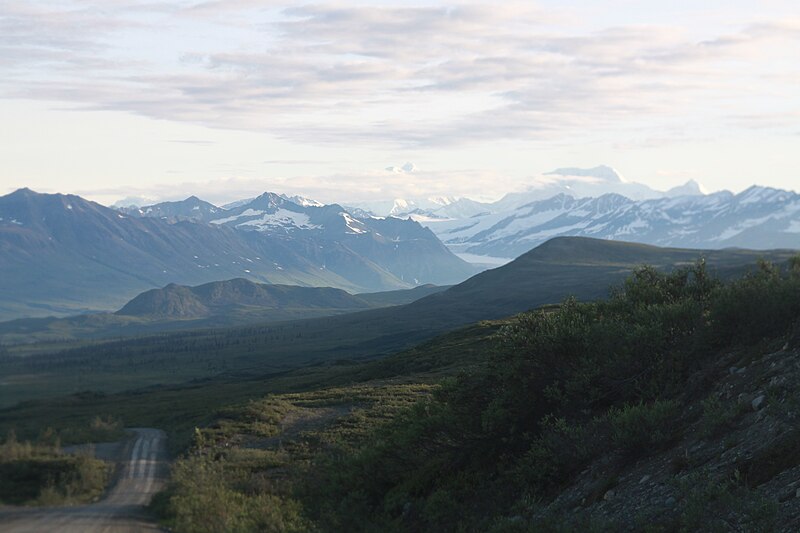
[0,189,474,320]
[427,185,800,258]
[341,167,797,259]
[349,165,705,219]
[4,166,798,321]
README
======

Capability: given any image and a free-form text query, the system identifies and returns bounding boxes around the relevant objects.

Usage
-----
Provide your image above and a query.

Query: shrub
[606,400,680,456]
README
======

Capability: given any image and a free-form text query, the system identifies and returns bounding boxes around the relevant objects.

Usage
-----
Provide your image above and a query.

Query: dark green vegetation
[0,428,111,506]
[294,257,800,531]
[0,319,502,455]
[0,280,447,344]
[140,256,800,532]
[1,237,794,408]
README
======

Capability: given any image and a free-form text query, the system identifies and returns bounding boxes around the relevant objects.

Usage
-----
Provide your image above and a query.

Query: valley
[2,238,800,531]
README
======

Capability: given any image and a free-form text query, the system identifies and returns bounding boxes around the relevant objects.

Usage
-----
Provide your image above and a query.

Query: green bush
[0,432,109,505]
[163,455,311,533]
[607,400,680,456]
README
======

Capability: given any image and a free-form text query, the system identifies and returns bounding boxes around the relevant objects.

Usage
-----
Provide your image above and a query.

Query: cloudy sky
[1,0,798,205]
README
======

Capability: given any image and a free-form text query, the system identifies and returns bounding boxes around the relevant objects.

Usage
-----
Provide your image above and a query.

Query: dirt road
[0,428,167,532]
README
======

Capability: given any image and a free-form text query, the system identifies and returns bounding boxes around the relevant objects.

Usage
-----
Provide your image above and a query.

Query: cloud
[0,2,798,149]
[386,162,417,173]
[168,139,215,145]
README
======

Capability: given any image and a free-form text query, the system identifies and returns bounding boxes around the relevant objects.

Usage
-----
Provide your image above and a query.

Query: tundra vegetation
[150,258,800,531]
[0,417,120,506]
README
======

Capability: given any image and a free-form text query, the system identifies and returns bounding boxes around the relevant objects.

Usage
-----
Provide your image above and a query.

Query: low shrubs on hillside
[158,257,800,531]
[0,430,110,505]
[305,258,800,530]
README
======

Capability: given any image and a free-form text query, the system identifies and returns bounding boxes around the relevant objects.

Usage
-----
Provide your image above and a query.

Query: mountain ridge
[426,186,800,258]
[0,189,475,320]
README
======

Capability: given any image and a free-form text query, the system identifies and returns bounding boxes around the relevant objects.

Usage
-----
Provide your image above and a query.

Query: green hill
[0,280,449,344]
[0,237,795,408]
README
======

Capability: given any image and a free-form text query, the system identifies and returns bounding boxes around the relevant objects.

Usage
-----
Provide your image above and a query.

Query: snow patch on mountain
[236,209,321,231]
[210,209,265,225]
[341,212,367,234]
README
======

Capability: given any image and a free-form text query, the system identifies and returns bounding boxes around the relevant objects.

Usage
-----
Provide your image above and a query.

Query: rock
[752,395,766,411]
[665,496,676,507]
[639,475,651,484]
[603,490,615,501]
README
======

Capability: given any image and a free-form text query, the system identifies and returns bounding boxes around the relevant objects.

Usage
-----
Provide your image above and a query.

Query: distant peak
[251,191,286,206]
[544,165,625,183]
[9,187,37,196]
[665,179,708,197]
[279,193,323,207]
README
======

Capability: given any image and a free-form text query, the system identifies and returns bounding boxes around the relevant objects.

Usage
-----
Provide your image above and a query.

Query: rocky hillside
[537,337,800,531]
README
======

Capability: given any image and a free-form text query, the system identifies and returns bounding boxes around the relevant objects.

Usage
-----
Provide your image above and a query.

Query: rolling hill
[1,237,796,408]
[0,280,449,344]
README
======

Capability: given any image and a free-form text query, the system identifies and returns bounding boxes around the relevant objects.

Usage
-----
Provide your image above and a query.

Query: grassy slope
[0,319,503,453]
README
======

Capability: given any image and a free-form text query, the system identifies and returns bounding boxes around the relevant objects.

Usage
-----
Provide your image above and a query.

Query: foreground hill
[0,189,474,320]
[0,237,796,408]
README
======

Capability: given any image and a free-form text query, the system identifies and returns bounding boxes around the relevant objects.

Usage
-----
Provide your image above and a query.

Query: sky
[0,0,798,206]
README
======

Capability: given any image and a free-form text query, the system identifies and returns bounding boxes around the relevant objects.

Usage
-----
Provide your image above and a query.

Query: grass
[0,320,502,454]
[155,382,436,533]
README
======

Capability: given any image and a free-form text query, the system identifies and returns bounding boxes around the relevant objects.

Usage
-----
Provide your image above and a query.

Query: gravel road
[0,428,167,533]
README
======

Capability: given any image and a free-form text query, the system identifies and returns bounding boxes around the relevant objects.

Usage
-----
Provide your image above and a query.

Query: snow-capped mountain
[351,166,691,222]
[203,192,477,287]
[490,166,663,213]
[347,196,466,218]
[124,193,476,290]
[424,186,800,258]
[0,189,475,320]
